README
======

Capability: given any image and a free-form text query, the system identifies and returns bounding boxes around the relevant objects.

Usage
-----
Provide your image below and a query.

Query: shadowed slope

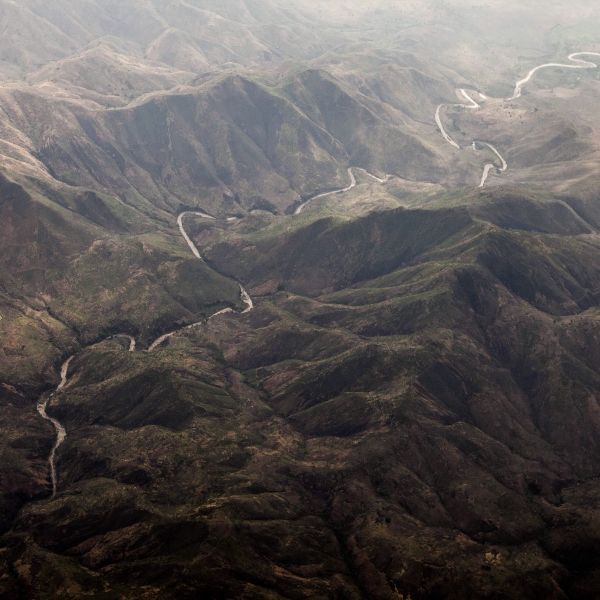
[5,190,600,597]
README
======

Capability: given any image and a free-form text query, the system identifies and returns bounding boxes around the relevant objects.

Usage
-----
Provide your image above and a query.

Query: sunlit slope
[0,69,448,217]
[0,0,597,207]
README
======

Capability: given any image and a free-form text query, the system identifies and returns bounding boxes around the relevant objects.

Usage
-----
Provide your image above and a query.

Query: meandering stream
[510,52,600,100]
[37,161,391,496]
[435,88,508,186]
[475,141,508,187]
[435,88,481,150]
[295,167,358,214]
[294,167,392,214]
[36,357,72,498]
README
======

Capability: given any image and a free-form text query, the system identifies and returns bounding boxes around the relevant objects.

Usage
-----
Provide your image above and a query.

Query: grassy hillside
[0,169,243,555]
[4,69,447,217]
[4,188,600,597]
[0,172,242,389]
[3,1,600,598]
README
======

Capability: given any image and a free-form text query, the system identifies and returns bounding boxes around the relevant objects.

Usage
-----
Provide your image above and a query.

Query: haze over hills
[3,1,600,598]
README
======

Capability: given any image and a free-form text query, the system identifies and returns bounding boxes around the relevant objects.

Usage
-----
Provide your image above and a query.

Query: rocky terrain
[2,1,600,598]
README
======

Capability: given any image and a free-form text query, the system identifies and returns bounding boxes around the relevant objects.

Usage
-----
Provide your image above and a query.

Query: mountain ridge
[2,1,600,598]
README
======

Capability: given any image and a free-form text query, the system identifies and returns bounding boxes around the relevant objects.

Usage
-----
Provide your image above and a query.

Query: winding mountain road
[435,52,599,188]
[38,210,256,495]
[510,52,600,100]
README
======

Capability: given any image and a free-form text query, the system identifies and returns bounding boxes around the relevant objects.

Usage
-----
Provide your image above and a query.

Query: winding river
[295,167,358,214]
[475,141,508,187]
[435,88,481,150]
[37,161,391,496]
[294,167,391,214]
[37,336,136,497]
[37,357,73,497]
[510,52,600,100]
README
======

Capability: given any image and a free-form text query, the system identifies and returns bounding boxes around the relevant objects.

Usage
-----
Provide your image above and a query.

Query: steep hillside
[0,169,244,557]
[0,0,344,79]
[27,38,194,104]
[312,45,457,123]
[0,172,242,388]
[3,2,600,598]
[0,69,449,218]
[5,190,600,598]
[0,0,596,209]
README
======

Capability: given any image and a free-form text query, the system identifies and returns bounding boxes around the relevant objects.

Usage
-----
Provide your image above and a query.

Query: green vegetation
[6,185,600,597]
[3,1,600,597]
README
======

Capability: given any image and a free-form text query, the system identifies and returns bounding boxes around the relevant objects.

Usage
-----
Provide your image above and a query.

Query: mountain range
[2,1,600,598]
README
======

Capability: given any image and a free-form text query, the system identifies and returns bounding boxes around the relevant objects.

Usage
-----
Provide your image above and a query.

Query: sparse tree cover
[1,1,600,598]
